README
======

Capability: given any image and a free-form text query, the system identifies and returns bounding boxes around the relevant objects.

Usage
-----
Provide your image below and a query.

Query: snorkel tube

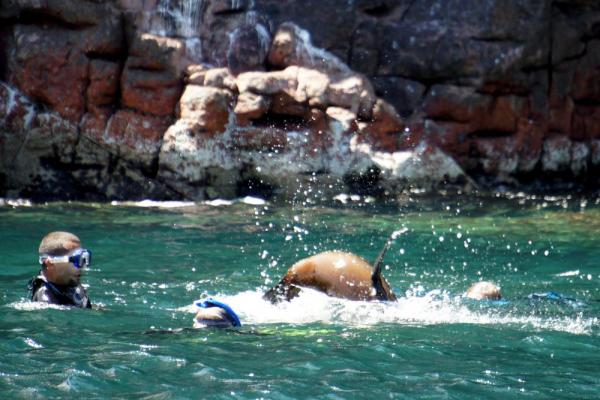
[196,298,242,327]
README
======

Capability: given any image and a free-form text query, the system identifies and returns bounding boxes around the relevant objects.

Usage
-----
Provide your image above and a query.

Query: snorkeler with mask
[194,298,242,328]
[28,231,93,308]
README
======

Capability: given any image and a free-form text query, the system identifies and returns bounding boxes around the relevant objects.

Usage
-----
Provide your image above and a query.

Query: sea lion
[264,230,407,303]
[264,250,397,303]
[465,281,502,300]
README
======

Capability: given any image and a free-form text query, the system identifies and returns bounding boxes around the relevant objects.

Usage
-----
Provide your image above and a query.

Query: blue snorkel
[196,298,242,327]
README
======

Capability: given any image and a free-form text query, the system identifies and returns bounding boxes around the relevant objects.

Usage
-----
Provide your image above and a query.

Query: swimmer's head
[38,231,87,286]
[194,307,235,328]
[193,299,241,329]
[465,281,502,300]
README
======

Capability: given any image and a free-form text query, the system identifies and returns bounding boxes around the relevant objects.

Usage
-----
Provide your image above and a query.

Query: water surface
[1,194,598,399]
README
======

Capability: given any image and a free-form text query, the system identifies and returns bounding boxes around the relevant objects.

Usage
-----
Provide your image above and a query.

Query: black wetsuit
[28,272,92,308]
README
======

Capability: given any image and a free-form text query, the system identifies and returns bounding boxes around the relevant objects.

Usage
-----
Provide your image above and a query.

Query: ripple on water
[2,196,599,398]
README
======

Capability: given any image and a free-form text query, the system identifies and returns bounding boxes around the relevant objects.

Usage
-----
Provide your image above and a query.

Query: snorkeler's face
[44,244,84,286]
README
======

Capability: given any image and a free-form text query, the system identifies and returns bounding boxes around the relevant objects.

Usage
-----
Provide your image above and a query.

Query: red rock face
[105,110,171,160]
[121,68,183,117]
[11,29,89,123]
[119,34,186,118]
[87,60,120,109]
[358,99,404,152]
[2,0,600,200]
[178,85,232,135]
[4,0,123,125]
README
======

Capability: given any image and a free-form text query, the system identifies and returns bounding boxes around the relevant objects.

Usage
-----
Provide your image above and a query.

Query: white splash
[203,196,266,206]
[0,198,33,207]
[240,196,267,205]
[183,289,597,335]
[391,227,409,240]
[110,200,196,208]
[24,337,43,349]
[108,197,266,208]
[555,270,580,277]
[205,199,234,207]
[10,301,69,311]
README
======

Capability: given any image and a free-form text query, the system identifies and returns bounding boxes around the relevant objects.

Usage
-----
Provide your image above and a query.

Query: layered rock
[156,32,464,199]
[1,0,600,200]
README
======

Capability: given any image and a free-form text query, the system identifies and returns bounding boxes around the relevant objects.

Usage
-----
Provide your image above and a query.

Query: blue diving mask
[39,248,92,269]
[196,298,241,327]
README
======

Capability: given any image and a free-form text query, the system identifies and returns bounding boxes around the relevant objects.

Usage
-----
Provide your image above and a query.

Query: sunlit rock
[358,99,404,152]
[178,85,233,135]
[204,68,238,92]
[185,64,207,85]
[295,67,330,107]
[234,92,270,123]
[354,141,466,185]
[327,74,376,119]
[121,34,187,117]
[236,67,299,96]
[157,122,239,199]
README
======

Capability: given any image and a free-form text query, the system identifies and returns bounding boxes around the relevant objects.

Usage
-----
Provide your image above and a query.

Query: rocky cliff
[1,0,599,201]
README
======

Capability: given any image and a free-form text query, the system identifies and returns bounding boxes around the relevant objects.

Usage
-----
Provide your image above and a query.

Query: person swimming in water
[28,231,92,308]
[194,299,241,328]
[464,281,584,308]
[465,281,502,300]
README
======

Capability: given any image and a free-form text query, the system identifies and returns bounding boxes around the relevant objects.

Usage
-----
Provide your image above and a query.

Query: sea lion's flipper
[372,272,397,301]
[263,282,302,303]
[371,229,407,301]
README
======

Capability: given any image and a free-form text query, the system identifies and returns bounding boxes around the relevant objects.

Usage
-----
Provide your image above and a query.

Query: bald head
[39,231,81,256]
[194,307,236,328]
[465,281,502,301]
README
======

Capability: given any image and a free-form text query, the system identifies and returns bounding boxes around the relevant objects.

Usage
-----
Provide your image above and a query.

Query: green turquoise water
[1,195,598,399]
